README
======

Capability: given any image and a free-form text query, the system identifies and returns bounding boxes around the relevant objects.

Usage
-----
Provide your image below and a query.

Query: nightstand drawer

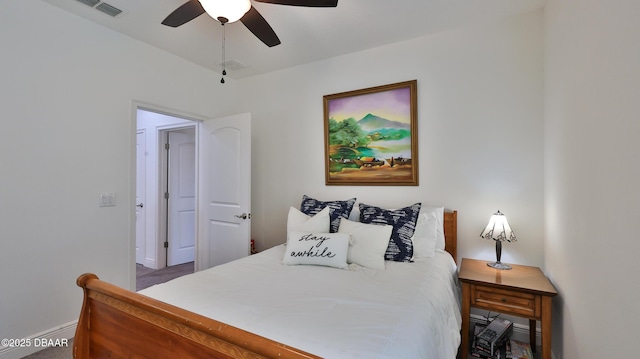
[471,285,541,318]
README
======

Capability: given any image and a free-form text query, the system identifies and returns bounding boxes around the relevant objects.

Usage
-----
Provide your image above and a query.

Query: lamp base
[487,261,512,270]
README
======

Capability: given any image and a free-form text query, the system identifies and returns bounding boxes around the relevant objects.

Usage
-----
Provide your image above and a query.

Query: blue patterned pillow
[300,195,356,233]
[358,202,422,262]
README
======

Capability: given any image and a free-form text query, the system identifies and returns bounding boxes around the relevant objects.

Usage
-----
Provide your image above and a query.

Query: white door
[167,129,196,266]
[198,113,251,270]
[135,130,146,264]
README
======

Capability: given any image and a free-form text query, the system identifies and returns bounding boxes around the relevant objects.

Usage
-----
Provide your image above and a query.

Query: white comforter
[139,245,461,359]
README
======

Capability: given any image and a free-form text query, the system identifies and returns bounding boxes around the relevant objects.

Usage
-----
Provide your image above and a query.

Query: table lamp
[480,210,517,270]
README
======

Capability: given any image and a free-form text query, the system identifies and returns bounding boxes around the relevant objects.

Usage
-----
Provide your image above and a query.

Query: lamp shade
[480,210,517,242]
[199,0,251,23]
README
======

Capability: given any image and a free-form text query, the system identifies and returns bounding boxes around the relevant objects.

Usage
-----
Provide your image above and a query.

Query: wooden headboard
[443,210,458,263]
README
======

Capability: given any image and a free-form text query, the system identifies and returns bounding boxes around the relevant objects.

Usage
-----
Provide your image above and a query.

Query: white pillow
[421,206,445,250]
[287,206,331,235]
[338,219,392,270]
[412,211,438,258]
[282,231,349,269]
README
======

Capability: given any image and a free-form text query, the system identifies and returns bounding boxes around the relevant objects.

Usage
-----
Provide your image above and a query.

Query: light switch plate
[99,193,116,207]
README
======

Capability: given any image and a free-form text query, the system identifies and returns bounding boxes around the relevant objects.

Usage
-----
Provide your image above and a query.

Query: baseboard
[470,313,540,343]
[0,320,76,359]
[143,258,158,270]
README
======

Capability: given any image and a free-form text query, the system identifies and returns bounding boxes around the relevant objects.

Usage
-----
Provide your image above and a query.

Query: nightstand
[458,258,557,359]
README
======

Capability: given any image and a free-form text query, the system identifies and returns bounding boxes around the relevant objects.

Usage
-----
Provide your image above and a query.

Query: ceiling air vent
[217,59,249,71]
[75,0,100,7]
[96,2,123,17]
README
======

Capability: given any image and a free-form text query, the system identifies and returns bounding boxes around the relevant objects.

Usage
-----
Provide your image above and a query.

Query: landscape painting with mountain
[323,80,418,185]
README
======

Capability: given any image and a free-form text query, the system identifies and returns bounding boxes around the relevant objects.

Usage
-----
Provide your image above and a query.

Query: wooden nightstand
[458,258,557,359]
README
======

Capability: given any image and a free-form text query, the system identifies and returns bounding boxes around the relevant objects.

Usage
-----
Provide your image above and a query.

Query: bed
[74,202,459,359]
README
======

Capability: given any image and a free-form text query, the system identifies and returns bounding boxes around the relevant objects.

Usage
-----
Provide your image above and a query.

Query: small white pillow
[287,206,331,235]
[338,219,392,270]
[283,231,349,268]
[421,206,445,250]
[412,211,438,258]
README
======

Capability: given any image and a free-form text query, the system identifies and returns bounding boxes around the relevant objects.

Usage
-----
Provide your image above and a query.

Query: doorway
[136,108,196,270]
[134,107,252,281]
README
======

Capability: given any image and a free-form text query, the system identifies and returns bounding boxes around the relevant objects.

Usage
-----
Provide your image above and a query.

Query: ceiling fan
[162,0,339,47]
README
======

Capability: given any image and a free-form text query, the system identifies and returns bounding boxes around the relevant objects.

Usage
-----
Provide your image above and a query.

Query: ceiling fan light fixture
[199,0,251,23]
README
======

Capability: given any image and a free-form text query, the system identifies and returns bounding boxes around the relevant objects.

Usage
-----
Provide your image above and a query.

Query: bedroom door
[198,113,251,270]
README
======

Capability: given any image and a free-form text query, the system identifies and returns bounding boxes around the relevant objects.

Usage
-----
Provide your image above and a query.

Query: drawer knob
[501,298,507,302]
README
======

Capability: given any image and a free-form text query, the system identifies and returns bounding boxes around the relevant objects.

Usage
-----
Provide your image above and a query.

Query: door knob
[136,203,144,208]
[234,213,250,220]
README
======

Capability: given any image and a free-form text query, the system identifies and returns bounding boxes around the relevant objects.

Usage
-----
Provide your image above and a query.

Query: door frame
[135,129,147,265]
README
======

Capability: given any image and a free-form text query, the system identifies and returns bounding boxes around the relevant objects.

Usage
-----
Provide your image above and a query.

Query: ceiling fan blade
[162,0,206,27]
[240,6,281,47]
[254,0,338,7]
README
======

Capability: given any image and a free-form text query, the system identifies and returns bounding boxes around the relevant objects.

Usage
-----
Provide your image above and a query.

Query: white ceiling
[41,0,544,79]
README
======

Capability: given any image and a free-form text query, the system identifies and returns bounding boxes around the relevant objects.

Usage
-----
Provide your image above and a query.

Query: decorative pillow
[283,231,349,269]
[287,206,331,235]
[358,202,422,262]
[338,219,392,270]
[421,206,445,250]
[300,195,356,233]
[412,210,438,258]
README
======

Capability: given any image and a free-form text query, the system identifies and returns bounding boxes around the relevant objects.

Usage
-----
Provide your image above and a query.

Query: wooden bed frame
[74,210,457,359]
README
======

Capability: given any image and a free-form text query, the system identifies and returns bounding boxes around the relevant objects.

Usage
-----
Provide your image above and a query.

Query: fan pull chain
[220,21,226,84]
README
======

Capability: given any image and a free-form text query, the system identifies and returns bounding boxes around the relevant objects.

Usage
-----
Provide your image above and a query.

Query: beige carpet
[136,261,193,291]
[22,262,193,358]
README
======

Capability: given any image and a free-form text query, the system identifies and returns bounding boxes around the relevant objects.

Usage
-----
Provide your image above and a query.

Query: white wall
[544,1,640,358]
[242,10,545,270]
[239,9,544,335]
[0,1,238,357]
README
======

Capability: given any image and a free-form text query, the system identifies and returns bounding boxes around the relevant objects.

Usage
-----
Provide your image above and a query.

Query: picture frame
[323,80,418,186]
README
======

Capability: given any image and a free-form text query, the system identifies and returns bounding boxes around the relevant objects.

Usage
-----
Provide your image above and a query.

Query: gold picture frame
[323,80,418,185]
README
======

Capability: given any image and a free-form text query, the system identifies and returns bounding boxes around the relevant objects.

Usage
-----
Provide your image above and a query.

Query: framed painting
[323,80,418,186]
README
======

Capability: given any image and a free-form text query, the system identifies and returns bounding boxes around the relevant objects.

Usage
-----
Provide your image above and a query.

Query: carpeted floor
[22,262,193,358]
[136,261,193,291]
